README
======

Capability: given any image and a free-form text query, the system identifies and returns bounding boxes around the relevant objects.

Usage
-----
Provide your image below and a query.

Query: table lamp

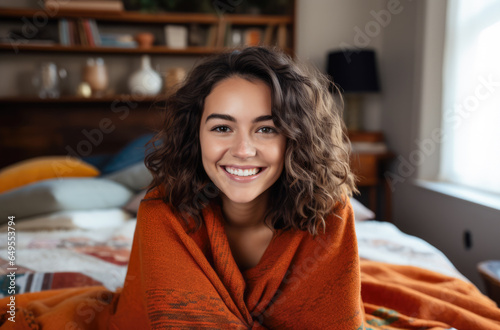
[327,49,380,131]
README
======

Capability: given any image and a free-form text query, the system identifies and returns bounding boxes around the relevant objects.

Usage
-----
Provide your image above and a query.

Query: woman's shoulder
[328,197,354,223]
[137,185,205,233]
[143,185,164,200]
[320,198,355,236]
[137,186,177,223]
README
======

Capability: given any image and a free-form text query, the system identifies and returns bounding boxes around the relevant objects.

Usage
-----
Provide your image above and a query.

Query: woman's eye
[211,126,231,133]
[258,127,277,134]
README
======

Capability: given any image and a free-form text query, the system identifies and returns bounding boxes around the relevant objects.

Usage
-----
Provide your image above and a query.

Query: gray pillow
[103,162,152,192]
[0,178,134,221]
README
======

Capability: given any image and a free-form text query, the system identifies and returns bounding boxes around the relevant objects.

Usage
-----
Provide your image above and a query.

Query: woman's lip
[222,165,263,170]
[220,166,267,182]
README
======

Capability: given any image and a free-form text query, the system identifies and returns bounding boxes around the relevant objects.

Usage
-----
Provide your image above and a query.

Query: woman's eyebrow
[205,114,273,123]
[253,115,273,123]
[205,113,235,123]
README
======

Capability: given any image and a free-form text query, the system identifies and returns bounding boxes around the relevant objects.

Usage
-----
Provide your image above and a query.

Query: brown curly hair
[145,46,356,236]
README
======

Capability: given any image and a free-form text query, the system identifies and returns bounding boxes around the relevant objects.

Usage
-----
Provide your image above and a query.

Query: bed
[0,134,499,329]
[0,211,470,298]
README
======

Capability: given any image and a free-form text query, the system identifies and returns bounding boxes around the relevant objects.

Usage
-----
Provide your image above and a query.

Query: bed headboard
[0,98,164,168]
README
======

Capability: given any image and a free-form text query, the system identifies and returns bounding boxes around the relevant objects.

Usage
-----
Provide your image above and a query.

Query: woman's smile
[221,165,267,181]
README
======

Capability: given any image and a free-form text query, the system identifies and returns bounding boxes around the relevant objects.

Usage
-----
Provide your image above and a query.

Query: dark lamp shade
[327,50,380,93]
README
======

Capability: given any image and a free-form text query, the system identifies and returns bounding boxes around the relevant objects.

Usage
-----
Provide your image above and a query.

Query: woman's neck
[221,191,270,231]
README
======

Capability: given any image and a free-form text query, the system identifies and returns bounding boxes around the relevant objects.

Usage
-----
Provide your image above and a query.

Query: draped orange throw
[1,189,500,329]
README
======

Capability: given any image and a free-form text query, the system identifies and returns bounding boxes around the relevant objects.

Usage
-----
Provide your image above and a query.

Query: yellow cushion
[0,156,100,193]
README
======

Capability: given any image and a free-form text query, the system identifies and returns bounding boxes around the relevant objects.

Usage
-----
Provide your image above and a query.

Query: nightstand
[348,131,394,221]
[478,260,500,306]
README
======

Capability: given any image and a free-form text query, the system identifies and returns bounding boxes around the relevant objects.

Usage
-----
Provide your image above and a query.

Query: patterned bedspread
[0,219,136,297]
[0,219,466,298]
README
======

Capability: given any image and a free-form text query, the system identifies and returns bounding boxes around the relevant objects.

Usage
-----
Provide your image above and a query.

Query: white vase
[128,55,162,96]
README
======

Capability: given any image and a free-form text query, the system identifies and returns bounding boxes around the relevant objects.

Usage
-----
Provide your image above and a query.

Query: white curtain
[441,0,500,194]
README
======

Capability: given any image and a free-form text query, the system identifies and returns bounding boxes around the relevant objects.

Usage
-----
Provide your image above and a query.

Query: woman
[108,46,364,329]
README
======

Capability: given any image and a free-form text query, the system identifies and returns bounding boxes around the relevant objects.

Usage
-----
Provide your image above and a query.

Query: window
[441,0,500,194]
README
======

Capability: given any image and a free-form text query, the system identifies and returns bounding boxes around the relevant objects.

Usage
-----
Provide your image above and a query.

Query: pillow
[103,162,152,192]
[350,197,375,221]
[124,190,147,214]
[0,208,133,231]
[0,156,100,193]
[0,178,133,222]
[81,154,113,171]
[100,134,155,175]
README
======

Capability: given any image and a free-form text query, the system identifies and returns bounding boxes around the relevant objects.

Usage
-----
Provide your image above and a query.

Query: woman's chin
[223,195,257,205]
[220,190,264,206]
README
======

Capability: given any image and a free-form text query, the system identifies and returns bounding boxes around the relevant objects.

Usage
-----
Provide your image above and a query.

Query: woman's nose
[230,134,256,159]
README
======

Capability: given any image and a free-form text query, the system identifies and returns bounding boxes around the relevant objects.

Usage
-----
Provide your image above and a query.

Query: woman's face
[199,76,286,206]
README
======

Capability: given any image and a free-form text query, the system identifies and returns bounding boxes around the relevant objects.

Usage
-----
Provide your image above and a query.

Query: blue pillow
[81,154,113,171]
[100,134,155,175]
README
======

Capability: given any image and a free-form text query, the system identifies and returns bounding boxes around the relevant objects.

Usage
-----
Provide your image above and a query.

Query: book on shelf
[223,23,232,48]
[58,18,102,47]
[82,20,95,47]
[45,0,124,12]
[215,21,227,48]
[58,19,69,45]
[88,20,102,46]
[263,24,277,46]
[77,20,89,46]
[206,25,217,47]
[277,23,288,49]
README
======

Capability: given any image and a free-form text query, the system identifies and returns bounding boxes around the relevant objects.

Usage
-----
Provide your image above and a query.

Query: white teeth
[225,167,260,177]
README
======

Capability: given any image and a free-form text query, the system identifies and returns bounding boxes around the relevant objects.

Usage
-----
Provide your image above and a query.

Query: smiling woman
[131,46,364,328]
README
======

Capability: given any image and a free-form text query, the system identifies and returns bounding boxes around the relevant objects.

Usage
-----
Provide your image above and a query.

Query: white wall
[296,0,386,131]
[377,0,500,291]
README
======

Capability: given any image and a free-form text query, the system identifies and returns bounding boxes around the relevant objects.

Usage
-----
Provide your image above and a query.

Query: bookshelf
[0,8,294,56]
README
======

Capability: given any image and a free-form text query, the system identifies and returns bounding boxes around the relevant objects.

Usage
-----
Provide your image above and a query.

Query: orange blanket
[1,190,500,329]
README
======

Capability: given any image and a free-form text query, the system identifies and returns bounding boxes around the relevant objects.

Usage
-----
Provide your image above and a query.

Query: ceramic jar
[128,55,162,96]
[164,67,186,95]
[83,57,108,96]
[135,32,155,48]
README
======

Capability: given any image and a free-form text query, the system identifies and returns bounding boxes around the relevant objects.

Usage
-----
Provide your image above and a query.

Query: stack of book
[45,0,124,11]
[58,19,136,48]
[99,33,137,48]
[59,18,101,46]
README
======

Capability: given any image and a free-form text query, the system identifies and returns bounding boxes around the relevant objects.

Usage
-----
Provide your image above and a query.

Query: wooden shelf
[0,8,293,25]
[0,43,220,55]
[0,95,164,104]
[0,7,294,55]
